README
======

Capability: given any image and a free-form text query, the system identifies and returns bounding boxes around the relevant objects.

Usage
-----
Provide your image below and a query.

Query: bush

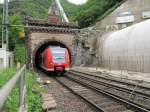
[14,44,26,64]
[0,68,16,87]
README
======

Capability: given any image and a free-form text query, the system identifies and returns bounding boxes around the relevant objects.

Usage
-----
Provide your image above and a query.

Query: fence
[0,65,26,112]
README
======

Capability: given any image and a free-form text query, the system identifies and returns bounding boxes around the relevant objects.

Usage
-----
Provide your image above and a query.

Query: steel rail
[66,74,150,112]
[0,65,26,112]
[69,71,150,98]
[55,77,105,112]
[70,70,150,90]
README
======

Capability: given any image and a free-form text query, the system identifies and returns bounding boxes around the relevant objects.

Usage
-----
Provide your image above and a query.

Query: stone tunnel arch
[33,39,74,71]
[25,9,79,70]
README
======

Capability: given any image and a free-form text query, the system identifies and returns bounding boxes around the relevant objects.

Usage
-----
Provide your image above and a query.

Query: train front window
[51,47,66,63]
[53,53,65,62]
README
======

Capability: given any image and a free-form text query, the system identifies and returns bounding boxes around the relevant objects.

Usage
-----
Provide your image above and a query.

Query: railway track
[70,70,150,90]
[69,70,150,97]
[64,70,150,112]
[56,74,150,112]
[68,70,150,97]
[56,77,132,112]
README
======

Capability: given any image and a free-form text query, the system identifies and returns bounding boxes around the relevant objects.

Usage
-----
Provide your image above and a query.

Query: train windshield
[51,48,66,63]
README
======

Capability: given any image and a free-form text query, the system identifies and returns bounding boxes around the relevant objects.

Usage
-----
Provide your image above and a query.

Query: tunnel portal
[25,6,79,70]
[34,41,71,71]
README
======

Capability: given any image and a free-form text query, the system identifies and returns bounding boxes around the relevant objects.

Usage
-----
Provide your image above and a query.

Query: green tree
[14,44,26,64]
[9,15,24,50]
[74,0,123,28]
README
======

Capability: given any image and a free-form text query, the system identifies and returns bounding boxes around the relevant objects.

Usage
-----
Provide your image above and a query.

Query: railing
[0,65,26,112]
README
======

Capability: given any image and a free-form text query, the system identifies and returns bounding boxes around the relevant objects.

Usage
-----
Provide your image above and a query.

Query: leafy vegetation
[0,68,16,87]
[0,69,43,112]
[3,86,19,112]
[26,71,43,112]
[60,0,81,21]
[0,68,18,112]
[73,0,124,28]
[14,44,26,64]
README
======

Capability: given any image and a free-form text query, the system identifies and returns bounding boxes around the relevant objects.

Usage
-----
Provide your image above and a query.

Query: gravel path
[40,75,95,112]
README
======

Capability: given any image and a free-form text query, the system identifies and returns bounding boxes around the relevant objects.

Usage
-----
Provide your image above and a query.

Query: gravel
[40,75,95,112]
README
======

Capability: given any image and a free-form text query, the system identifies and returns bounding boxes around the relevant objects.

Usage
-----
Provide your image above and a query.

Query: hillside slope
[0,0,124,26]
[0,0,79,19]
[73,0,124,28]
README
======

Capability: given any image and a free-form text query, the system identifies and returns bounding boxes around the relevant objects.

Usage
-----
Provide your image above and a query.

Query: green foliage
[0,69,43,112]
[26,71,43,112]
[4,86,19,112]
[14,44,26,63]
[97,0,126,22]
[9,15,24,50]
[60,0,81,21]
[8,0,52,19]
[0,68,16,87]
[73,0,123,28]
[0,68,18,112]
[0,0,125,29]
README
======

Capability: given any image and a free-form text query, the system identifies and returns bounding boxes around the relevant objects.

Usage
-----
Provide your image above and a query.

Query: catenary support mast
[55,0,69,22]
[2,0,9,50]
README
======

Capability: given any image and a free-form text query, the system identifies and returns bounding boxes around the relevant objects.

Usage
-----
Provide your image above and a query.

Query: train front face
[51,47,70,72]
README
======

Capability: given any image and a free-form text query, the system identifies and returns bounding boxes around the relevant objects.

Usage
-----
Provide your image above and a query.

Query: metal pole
[19,66,26,112]
[2,0,5,47]
[2,0,9,50]
[55,0,69,22]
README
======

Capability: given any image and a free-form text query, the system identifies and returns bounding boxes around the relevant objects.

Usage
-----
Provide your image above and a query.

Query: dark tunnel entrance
[34,41,71,72]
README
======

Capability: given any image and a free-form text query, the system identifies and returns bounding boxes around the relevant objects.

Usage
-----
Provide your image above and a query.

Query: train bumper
[55,67,64,71]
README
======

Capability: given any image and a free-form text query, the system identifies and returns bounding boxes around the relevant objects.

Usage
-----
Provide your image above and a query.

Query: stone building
[96,0,150,31]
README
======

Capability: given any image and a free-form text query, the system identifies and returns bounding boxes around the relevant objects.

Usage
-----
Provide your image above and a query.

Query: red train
[40,46,70,75]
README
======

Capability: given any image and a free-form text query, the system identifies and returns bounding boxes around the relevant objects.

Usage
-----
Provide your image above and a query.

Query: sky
[0,0,6,3]
[67,0,87,4]
[0,0,87,4]
[0,0,3,3]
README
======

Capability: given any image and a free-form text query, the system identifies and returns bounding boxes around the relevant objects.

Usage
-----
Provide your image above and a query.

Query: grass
[0,68,17,87]
[0,69,43,112]
[95,0,126,25]
[26,71,43,112]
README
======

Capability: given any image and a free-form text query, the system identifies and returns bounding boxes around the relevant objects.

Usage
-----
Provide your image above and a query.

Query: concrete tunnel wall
[98,19,150,73]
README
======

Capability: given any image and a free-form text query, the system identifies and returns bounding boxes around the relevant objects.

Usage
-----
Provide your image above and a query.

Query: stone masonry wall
[28,32,76,66]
